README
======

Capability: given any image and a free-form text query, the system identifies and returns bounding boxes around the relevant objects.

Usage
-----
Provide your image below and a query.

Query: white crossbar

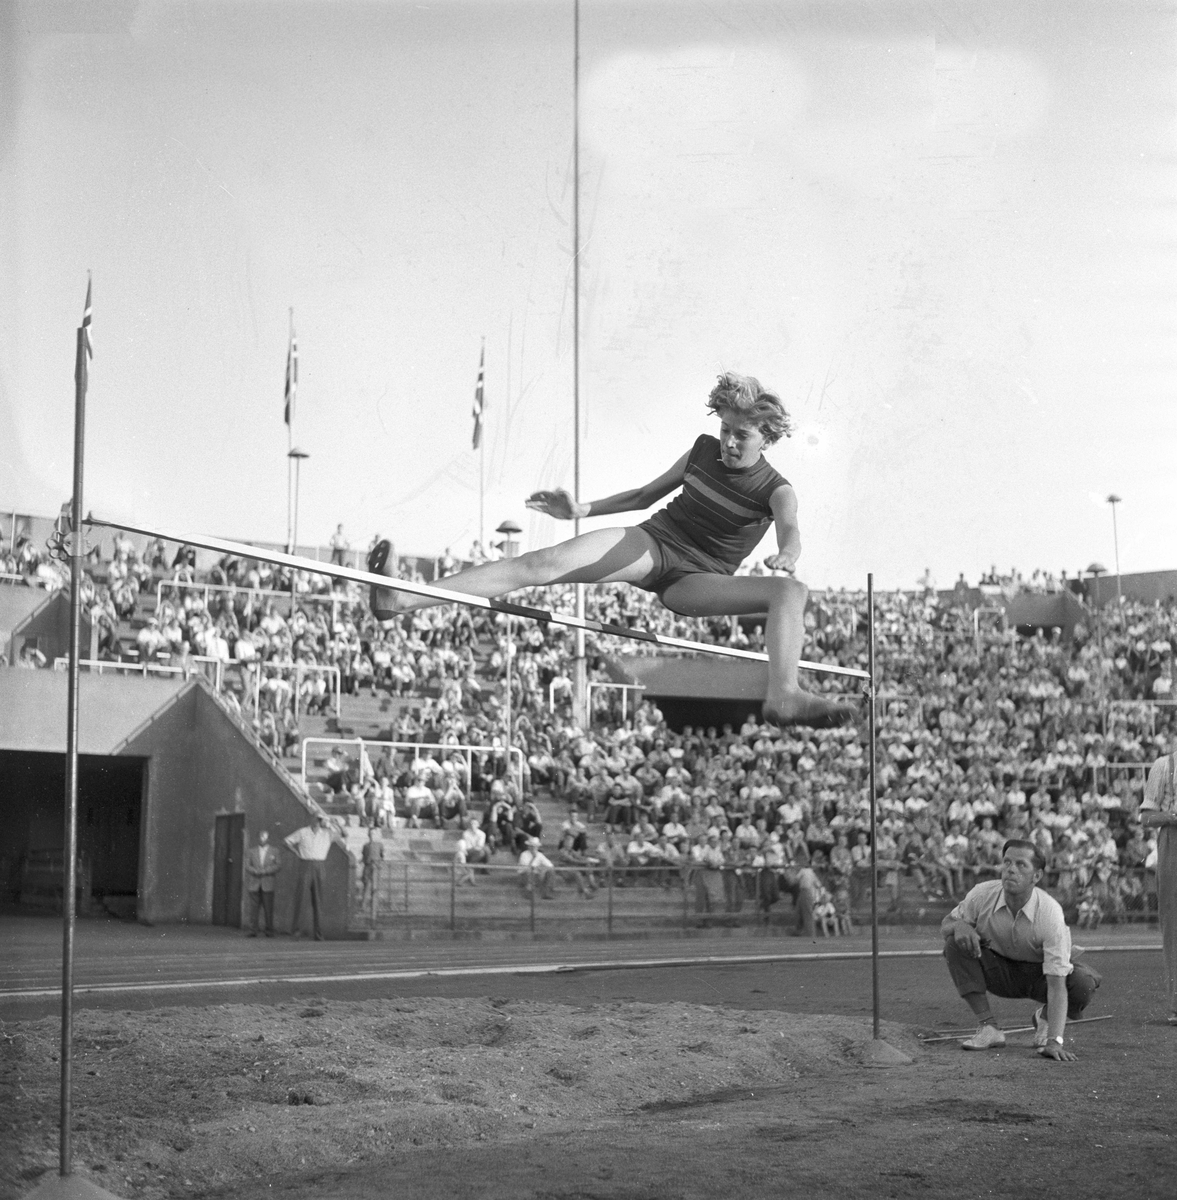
[85,514,869,680]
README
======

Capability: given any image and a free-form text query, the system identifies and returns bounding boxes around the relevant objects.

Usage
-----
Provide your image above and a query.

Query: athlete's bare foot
[762,689,859,729]
[368,540,413,620]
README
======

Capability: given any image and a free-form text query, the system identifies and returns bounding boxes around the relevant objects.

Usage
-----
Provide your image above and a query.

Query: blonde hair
[706,372,794,444]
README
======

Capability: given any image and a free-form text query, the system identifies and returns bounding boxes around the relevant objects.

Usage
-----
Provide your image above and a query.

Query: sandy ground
[3,942,1175,1199]
[3,997,921,1198]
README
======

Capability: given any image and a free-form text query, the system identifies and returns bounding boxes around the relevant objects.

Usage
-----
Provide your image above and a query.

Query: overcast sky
[3,0,1174,590]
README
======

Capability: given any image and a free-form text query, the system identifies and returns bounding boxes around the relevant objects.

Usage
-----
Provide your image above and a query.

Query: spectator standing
[1141,748,1177,1024]
[284,813,336,940]
[244,829,280,937]
[329,524,350,565]
[360,827,385,912]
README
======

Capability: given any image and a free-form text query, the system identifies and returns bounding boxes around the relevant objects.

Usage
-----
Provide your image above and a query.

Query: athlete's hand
[951,920,983,959]
[763,552,797,575]
[1037,1043,1078,1063]
[525,489,587,521]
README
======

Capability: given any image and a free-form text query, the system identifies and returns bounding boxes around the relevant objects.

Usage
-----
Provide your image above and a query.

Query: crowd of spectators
[8,525,1175,928]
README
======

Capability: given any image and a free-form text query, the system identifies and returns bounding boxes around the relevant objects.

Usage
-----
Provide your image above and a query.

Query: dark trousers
[249,888,274,934]
[291,859,326,938]
[944,940,1101,1019]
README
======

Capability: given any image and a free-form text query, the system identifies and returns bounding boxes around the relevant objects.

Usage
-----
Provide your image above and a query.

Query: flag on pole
[471,341,485,449]
[75,274,93,393]
[81,275,93,360]
[284,318,298,426]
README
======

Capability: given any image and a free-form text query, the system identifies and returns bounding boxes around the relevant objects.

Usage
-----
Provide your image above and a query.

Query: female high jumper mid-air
[369,371,857,729]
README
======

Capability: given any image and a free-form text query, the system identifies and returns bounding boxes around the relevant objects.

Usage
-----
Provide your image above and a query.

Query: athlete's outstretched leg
[659,573,858,728]
[369,528,658,618]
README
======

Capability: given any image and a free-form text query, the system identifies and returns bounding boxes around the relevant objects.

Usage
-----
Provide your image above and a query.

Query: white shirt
[284,824,333,861]
[948,881,1073,977]
[518,848,553,873]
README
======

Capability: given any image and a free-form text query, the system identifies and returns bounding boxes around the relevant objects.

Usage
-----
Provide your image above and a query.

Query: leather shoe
[961,1023,1006,1051]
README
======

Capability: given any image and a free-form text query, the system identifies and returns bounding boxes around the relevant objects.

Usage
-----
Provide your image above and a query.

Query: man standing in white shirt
[941,839,1100,1058]
[284,813,336,940]
[1140,749,1177,1024]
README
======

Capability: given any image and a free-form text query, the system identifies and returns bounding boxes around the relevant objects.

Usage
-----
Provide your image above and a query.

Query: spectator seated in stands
[17,643,47,668]
[405,769,440,829]
[455,817,489,885]
[437,777,468,829]
[486,781,517,855]
[518,837,556,898]
[556,811,599,897]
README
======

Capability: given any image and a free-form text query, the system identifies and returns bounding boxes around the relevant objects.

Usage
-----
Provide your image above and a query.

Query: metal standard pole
[1108,495,1123,604]
[867,573,879,1040]
[450,860,456,932]
[504,614,513,768]
[606,863,613,939]
[571,0,588,731]
[59,323,88,1178]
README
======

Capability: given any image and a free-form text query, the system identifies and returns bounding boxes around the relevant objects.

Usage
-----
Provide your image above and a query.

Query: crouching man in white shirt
[942,839,1100,1059]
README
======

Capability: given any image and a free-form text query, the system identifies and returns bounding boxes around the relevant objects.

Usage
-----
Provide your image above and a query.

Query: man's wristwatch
[1039,1035,1064,1054]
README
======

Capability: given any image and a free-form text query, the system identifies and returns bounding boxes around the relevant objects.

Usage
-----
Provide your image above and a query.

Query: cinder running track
[0,914,1161,1026]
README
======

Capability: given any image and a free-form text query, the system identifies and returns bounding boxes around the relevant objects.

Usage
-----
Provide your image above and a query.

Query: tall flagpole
[867,572,879,1040]
[572,0,587,728]
[475,338,486,557]
[285,309,295,554]
[60,277,91,1179]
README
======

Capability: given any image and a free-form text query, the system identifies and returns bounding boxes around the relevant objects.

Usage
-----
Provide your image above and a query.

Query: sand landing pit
[2,997,919,1197]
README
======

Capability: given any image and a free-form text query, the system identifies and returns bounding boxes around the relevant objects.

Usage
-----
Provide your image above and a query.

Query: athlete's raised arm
[525,449,690,521]
[763,484,801,575]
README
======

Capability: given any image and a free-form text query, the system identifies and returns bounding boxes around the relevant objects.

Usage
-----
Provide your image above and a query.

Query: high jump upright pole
[59,284,90,1179]
[571,0,587,730]
[867,572,879,1040]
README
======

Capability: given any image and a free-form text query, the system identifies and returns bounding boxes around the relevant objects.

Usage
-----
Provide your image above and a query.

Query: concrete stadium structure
[0,669,352,935]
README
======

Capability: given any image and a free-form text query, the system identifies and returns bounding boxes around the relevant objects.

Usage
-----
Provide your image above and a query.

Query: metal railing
[155,577,343,617]
[361,861,784,936]
[582,682,646,725]
[1104,698,1177,738]
[251,661,342,719]
[302,736,526,801]
[53,654,235,689]
[356,858,1163,936]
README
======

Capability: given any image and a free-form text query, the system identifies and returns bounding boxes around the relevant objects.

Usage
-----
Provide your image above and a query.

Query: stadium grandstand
[2,511,1174,940]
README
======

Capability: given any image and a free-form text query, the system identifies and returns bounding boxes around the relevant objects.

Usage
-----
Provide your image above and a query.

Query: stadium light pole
[288,448,309,615]
[1085,562,1108,715]
[1106,494,1122,605]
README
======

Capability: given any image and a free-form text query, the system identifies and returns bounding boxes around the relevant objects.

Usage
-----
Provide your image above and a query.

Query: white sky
[2,0,1175,589]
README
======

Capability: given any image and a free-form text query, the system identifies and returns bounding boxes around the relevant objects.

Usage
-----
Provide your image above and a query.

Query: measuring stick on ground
[917,1014,1113,1043]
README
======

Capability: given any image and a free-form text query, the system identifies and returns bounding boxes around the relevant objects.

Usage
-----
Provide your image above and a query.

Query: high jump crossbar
[85,515,870,681]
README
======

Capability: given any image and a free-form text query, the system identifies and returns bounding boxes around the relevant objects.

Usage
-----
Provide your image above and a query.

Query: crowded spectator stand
[26,513,1176,941]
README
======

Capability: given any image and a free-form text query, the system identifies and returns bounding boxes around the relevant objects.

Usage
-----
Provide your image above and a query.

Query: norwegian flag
[471,341,485,449]
[75,274,93,394]
[284,319,298,426]
[81,275,93,359]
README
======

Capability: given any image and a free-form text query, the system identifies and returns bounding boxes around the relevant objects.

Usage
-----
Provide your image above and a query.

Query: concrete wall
[1084,569,1177,607]
[125,683,351,934]
[0,668,352,935]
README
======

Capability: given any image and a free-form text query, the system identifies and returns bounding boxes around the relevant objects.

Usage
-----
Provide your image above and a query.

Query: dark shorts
[637,513,733,598]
